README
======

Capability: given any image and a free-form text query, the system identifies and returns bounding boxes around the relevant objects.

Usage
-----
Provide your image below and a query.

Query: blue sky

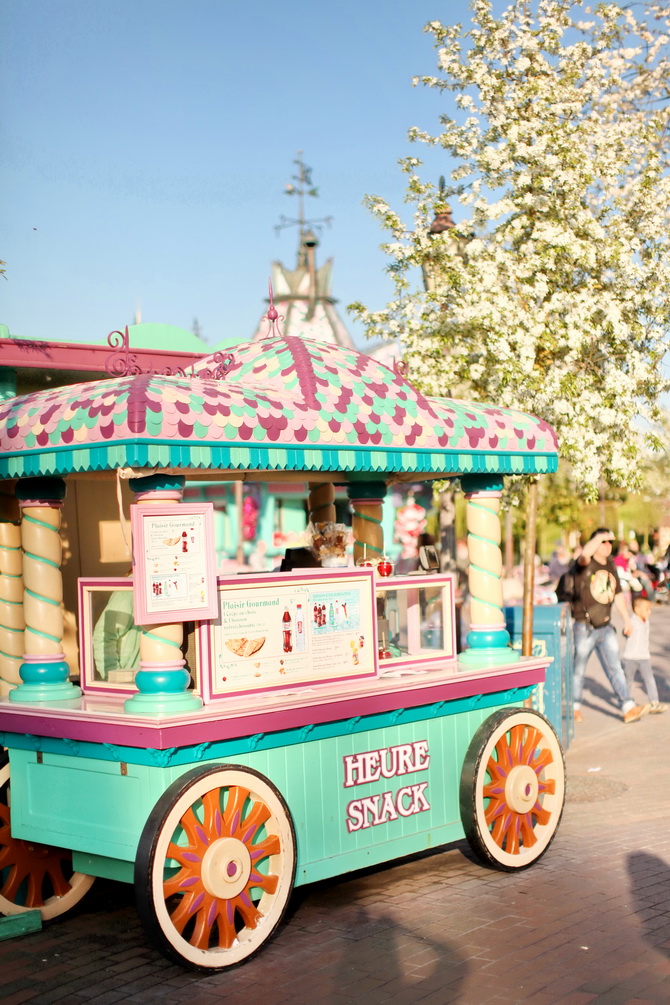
[1,0,480,349]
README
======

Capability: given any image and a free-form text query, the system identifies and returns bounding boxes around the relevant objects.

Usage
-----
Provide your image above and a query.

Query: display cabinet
[375,573,457,670]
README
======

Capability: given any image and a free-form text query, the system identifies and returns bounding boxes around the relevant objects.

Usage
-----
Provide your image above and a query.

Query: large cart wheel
[0,753,95,919]
[460,708,565,871]
[135,764,296,971]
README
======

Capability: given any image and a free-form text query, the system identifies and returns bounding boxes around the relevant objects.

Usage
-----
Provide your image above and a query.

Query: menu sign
[131,503,218,625]
[210,570,376,696]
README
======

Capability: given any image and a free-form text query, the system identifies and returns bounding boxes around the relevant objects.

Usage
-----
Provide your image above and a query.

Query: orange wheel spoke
[485,799,505,827]
[518,727,541,764]
[249,871,278,895]
[164,869,203,898]
[217,900,237,948]
[222,786,250,836]
[190,897,217,949]
[45,866,74,899]
[201,789,225,838]
[249,834,281,864]
[519,816,537,847]
[167,895,196,935]
[240,800,271,839]
[233,893,262,930]
[532,749,553,772]
[532,803,551,826]
[167,840,203,869]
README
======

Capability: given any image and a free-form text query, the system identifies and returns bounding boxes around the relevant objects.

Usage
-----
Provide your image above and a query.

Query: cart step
[0,910,43,942]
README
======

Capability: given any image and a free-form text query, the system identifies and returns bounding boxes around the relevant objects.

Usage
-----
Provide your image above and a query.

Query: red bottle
[282,608,293,653]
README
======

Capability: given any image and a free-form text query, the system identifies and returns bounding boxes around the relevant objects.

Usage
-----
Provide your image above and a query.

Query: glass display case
[375,573,457,670]
[77,578,201,696]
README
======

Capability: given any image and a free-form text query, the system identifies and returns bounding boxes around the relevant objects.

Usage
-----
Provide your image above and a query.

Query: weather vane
[275,150,332,237]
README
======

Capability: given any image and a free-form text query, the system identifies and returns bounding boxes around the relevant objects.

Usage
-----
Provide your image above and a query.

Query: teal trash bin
[504,603,574,750]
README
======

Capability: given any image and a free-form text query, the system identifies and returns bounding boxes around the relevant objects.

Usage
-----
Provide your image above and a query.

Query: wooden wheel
[460,708,565,871]
[0,753,95,919]
[135,765,296,971]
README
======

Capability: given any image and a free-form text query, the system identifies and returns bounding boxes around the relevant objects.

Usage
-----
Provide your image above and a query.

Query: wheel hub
[201,837,251,900]
[504,765,539,813]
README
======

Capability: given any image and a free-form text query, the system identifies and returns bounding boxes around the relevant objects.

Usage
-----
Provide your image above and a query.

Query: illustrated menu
[212,575,375,695]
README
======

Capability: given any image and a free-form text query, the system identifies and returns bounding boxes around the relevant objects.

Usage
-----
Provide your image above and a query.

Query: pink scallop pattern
[0,336,558,457]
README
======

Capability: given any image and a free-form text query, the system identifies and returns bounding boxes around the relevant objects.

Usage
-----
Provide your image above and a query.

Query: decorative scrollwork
[394,358,409,378]
[196,352,235,380]
[104,326,232,380]
[106,327,142,377]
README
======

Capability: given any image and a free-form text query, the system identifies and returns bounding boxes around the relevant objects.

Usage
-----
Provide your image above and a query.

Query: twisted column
[459,475,517,667]
[10,477,81,702]
[0,520,23,696]
[347,482,387,565]
[124,473,202,716]
[308,482,336,526]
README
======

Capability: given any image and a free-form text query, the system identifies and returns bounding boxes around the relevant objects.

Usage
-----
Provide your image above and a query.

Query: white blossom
[350,0,670,500]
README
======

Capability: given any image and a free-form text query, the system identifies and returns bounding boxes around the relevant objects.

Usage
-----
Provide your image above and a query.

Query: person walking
[622,594,667,714]
[570,528,650,724]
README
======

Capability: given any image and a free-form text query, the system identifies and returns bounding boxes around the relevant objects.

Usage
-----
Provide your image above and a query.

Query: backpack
[556,567,577,603]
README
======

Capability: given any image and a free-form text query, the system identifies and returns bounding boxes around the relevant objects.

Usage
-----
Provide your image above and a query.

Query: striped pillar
[347,482,387,565]
[0,520,23,697]
[459,475,518,667]
[124,474,202,716]
[10,477,82,702]
[308,482,336,526]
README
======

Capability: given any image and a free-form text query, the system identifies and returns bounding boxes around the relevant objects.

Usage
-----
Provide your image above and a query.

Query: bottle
[282,608,292,653]
[313,602,319,625]
[296,604,305,652]
[328,602,335,628]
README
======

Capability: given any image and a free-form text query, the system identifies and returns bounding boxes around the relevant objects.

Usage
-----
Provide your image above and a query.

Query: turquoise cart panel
[7,693,527,885]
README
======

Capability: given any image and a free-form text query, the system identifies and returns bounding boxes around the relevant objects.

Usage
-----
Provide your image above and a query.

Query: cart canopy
[0,336,558,482]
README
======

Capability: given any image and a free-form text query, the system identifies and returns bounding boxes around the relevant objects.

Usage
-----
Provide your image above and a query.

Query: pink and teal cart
[0,333,565,970]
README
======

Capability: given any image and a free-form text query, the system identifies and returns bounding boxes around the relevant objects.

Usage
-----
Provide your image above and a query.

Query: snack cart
[0,329,565,971]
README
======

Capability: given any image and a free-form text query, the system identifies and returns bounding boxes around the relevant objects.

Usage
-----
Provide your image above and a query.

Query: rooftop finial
[263,279,284,337]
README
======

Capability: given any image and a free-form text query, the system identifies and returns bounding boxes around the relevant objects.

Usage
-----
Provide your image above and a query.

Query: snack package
[307,522,349,565]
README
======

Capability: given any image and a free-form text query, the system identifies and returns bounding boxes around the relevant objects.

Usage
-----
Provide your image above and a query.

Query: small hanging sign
[130,502,218,624]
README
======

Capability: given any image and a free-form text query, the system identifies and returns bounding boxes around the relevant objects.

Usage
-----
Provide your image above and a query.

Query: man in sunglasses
[570,528,650,725]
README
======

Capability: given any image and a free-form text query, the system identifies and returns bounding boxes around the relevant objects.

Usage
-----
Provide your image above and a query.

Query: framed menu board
[205,568,377,700]
[131,503,218,625]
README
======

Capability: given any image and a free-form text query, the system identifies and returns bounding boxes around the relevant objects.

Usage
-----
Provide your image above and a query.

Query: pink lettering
[343,740,430,788]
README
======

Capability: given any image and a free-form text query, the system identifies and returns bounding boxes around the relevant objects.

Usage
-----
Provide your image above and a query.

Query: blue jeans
[573,621,632,711]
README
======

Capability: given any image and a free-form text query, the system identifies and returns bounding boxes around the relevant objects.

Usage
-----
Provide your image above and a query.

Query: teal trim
[140,630,182,649]
[0,686,534,765]
[25,587,60,606]
[0,649,22,660]
[22,513,58,531]
[0,438,558,480]
[23,551,59,569]
[25,624,61,643]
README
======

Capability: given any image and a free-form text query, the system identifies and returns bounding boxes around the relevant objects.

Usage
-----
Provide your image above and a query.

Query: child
[622,595,667,713]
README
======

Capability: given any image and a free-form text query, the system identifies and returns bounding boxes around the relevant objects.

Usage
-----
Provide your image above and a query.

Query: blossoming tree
[351,0,670,500]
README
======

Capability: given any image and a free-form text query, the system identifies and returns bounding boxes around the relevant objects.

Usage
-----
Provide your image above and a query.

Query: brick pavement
[3,606,670,1005]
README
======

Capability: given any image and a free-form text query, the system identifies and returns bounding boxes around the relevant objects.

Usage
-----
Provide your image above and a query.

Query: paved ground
[3,605,670,1005]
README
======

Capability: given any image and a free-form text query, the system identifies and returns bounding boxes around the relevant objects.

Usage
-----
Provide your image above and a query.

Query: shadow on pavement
[627,850,670,959]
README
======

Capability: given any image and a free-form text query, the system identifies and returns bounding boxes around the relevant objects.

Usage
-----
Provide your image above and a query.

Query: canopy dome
[0,336,558,481]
